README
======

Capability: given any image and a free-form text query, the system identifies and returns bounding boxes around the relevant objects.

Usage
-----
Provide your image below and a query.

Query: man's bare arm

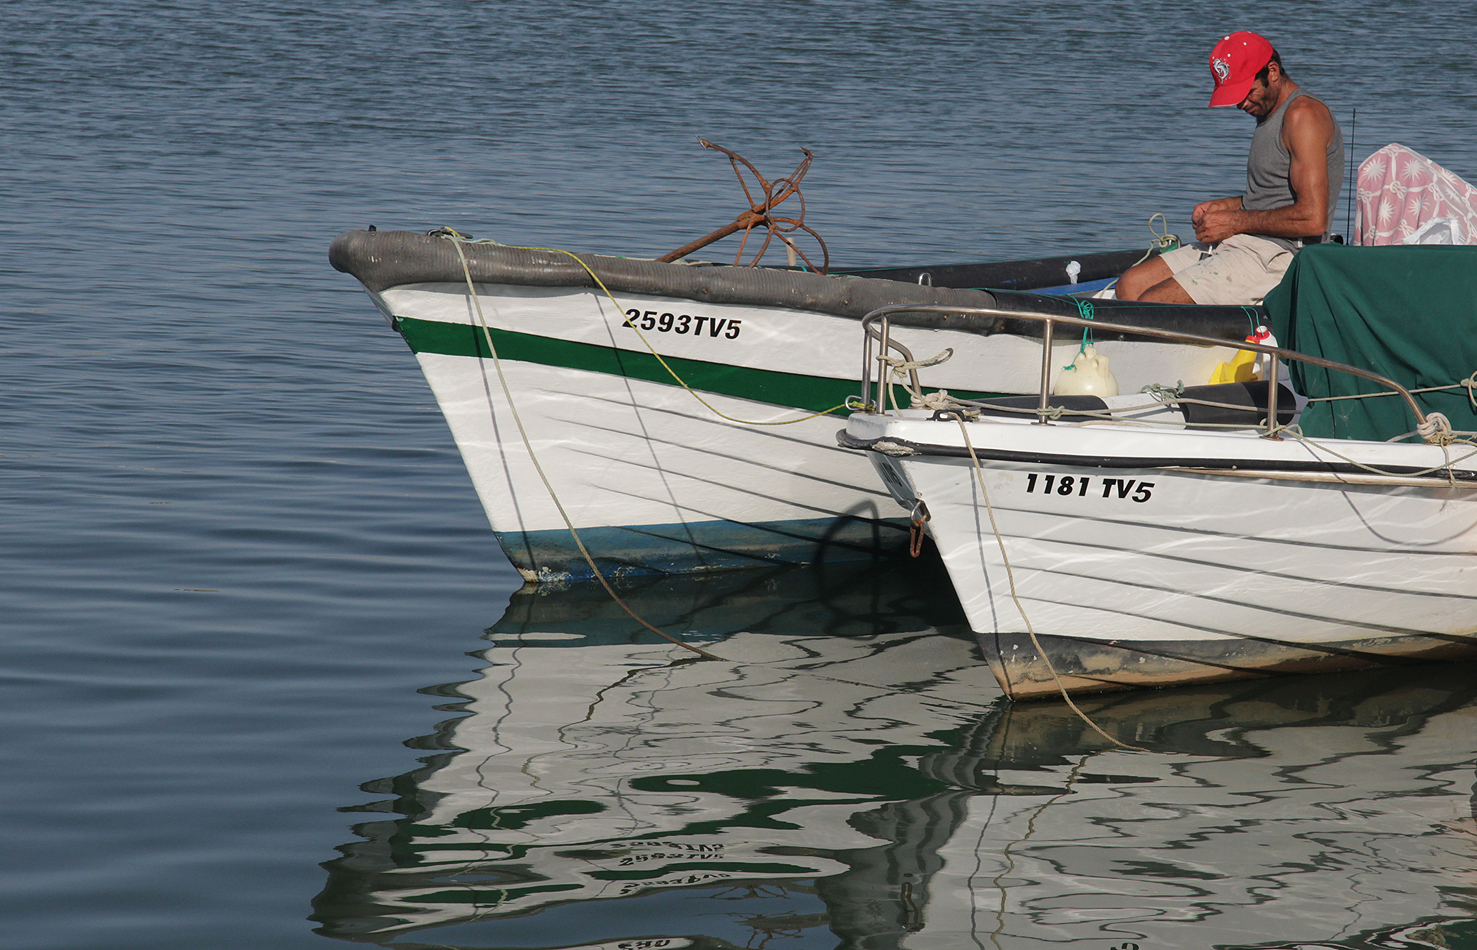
[1194,97,1336,242]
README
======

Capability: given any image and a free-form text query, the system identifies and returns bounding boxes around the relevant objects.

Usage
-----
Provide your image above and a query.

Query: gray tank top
[1243,87,1344,247]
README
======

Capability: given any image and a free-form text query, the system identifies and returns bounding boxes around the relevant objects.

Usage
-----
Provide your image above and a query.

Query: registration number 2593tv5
[623,308,741,339]
[1024,472,1154,503]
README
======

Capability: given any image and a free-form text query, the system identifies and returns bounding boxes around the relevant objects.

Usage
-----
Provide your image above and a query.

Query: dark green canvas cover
[1263,243,1477,441]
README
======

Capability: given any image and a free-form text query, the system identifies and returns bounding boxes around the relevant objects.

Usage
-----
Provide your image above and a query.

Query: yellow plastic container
[1209,348,1259,384]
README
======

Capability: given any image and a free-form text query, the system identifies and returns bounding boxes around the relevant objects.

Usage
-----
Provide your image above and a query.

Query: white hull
[848,410,1477,697]
[376,279,1235,580]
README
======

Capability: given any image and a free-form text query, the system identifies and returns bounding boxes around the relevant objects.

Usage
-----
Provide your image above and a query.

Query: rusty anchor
[657,138,830,274]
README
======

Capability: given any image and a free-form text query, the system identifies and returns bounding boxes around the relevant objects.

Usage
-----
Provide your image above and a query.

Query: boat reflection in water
[312,559,1477,949]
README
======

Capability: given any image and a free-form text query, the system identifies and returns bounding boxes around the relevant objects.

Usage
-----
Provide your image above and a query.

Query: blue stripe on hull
[496,516,913,581]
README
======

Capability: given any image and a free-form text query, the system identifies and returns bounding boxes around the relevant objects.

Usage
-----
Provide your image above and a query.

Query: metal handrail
[859,304,1429,438]
[859,318,922,407]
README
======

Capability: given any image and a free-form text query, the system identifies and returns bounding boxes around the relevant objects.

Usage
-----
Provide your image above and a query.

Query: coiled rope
[1065,297,1096,365]
[1108,213,1182,291]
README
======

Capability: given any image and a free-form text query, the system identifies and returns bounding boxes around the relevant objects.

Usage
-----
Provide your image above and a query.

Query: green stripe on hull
[394,316,1001,413]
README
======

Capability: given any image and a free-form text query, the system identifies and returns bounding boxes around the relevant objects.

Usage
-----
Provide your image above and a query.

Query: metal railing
[859,304,1428,439]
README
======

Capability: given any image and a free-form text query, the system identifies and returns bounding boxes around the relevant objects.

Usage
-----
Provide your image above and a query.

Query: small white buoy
[1053,345,1119,396]
[1065,260,1082,284]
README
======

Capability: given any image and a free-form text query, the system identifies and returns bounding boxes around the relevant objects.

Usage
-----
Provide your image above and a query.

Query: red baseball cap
[1207,31,1275,107]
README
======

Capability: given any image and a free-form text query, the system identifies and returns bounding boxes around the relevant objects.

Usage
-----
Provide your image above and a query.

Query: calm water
[3,1,1477,947]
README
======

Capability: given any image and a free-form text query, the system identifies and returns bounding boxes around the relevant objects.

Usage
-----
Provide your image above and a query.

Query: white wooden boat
[330,229,1251,581]
[842,246,1477,698]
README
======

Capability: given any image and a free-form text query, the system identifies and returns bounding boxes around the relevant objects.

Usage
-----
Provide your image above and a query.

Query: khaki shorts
[1157,233,1296,306]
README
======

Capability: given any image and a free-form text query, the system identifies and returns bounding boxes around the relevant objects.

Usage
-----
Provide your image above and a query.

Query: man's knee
[1115,257,1172,301]
[1116,265,1151,301]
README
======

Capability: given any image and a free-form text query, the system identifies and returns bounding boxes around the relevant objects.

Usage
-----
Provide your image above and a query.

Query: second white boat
[842,245,1477,698]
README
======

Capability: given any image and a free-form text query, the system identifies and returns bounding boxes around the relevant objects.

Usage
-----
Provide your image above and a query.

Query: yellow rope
[442,230,847,427]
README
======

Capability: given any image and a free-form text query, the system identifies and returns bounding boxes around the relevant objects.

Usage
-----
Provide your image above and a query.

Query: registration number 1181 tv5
[1024,473,1154,503]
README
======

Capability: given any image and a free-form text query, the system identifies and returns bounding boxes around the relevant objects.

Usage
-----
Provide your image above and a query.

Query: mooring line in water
[988,753,1093,949]
[952,416,1147,751]
[444,233,722,661]
[435,229,847,427]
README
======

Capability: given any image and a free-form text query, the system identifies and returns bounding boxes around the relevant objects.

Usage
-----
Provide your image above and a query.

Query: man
[1116,31,1344,304]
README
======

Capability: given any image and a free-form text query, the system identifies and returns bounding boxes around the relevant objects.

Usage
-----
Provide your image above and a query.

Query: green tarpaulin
[1263,243,1477,441]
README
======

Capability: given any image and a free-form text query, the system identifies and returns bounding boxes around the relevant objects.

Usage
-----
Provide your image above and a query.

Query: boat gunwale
[837,428,1477,484]
[329,229,1257,342]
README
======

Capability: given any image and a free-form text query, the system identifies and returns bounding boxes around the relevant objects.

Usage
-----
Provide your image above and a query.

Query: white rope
[912,389,961,411]
[1276,425,1477,480]
[1306,372,1477,408]
[880,348,954,376]
[1116,213,1183,280]
[881,348,953,413]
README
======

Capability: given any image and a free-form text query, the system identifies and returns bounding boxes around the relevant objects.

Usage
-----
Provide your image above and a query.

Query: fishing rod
[1345,108,1357,242]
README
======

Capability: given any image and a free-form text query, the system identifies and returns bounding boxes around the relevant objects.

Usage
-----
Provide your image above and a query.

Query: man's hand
[1194,207,1243,243]
[1191,196,1243,243]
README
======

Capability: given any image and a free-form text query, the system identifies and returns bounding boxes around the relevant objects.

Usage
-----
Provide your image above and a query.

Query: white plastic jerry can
[1053,345,1120,396]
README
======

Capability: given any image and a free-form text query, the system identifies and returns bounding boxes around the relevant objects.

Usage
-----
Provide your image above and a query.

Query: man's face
[1238,65,1280,118]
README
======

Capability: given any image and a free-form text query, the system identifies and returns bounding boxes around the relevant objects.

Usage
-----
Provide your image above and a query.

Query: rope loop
[881,349,954,412]
[912,389,958,411]
[881,347,954,378]
[1147,212,1179,250]
[1140,380,1186,402]
[1068,298,1096,358]
[928,404,980,422]
[1118,213,1184,279]
[1419,411,1454,444]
